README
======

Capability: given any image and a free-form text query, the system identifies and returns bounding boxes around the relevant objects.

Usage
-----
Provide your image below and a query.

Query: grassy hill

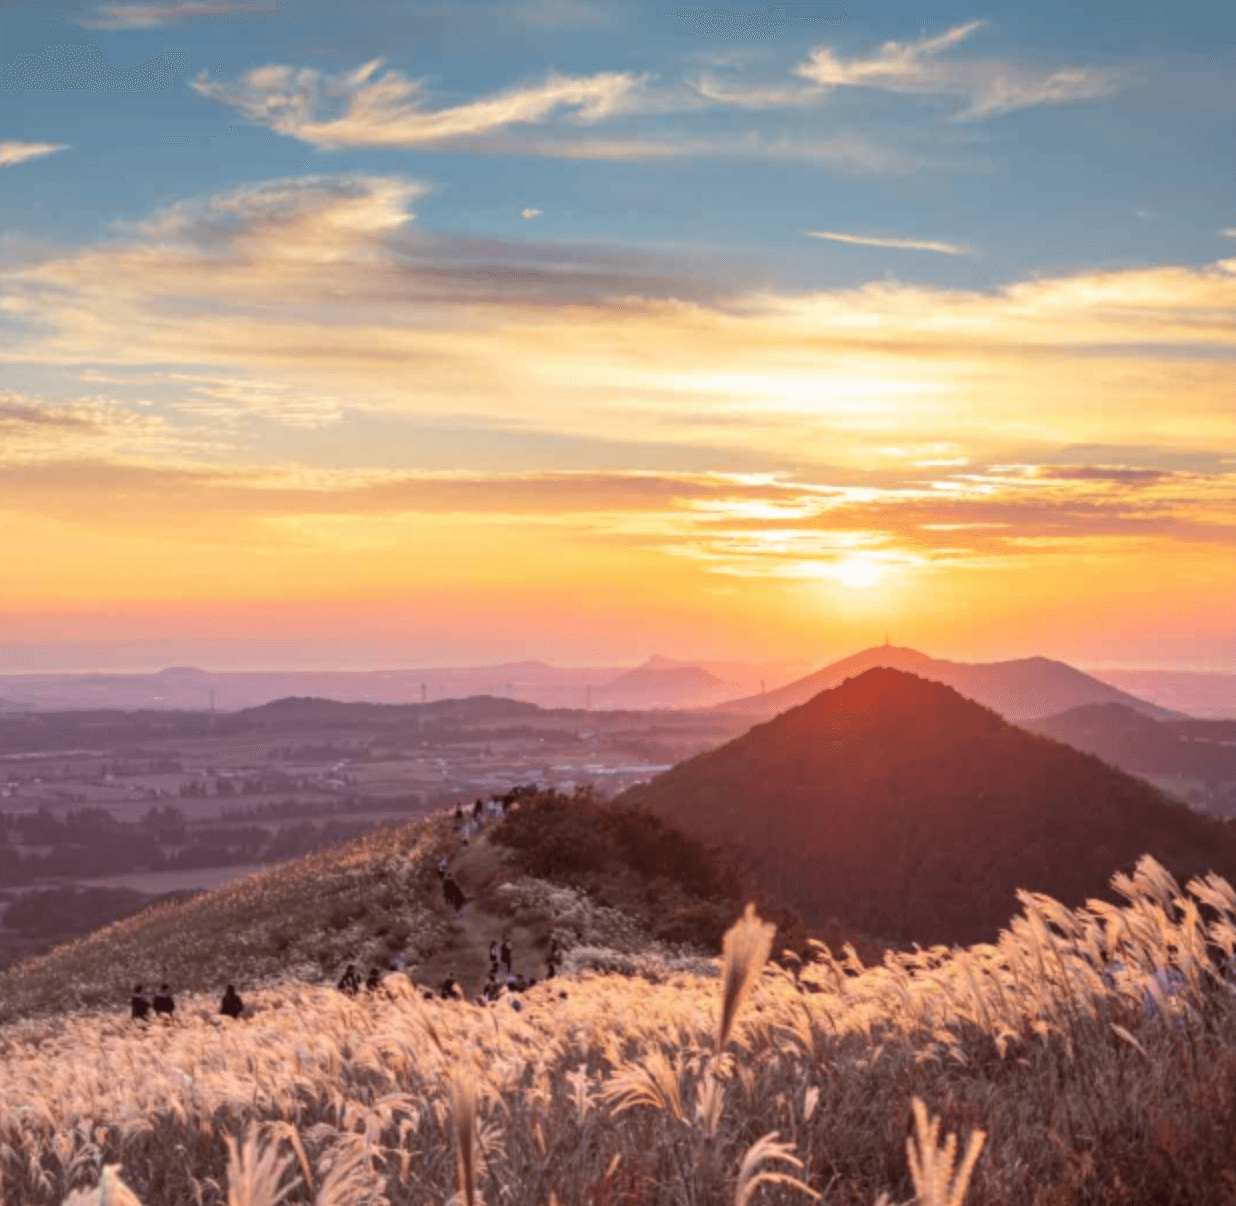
[0,789,841,1027]
[621,667,1236,946]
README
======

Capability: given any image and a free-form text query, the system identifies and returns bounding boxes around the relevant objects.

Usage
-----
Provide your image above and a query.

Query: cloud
[191,60,651,150]
[0,142,68,168]
[1222,228,1236,239]
[521,207,543,219]
[0,390,185,460]
[695,19,1116,120]
[79,1,274,29]
[807,230,970,254]
[6,172,1236,512]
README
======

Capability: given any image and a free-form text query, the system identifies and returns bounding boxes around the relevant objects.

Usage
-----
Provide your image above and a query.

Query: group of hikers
[453,795,511,846]
[131,982,244,1022]
[124,793,547,1026]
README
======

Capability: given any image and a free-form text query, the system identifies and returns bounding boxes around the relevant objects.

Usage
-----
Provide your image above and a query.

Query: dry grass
[3,855,1236,1204]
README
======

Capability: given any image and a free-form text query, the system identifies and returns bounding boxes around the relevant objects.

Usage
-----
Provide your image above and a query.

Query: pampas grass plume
[717,903,776,1053]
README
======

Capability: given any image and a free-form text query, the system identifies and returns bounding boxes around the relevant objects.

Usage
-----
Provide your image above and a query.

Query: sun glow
[836,558,882,588]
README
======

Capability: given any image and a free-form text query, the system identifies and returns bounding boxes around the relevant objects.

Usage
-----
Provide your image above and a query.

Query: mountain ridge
[715,644,1184,723]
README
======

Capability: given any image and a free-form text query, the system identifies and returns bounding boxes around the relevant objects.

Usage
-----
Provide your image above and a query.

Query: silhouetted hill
[717,644,1182,722]
[595,665,727,708]
[1024,703,1236,783]
[622,667,1236,946]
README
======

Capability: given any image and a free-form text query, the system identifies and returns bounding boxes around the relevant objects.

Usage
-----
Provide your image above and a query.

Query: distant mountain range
[715,644,1182,723]
[0,657,806,713]
[1083,669,1236,719]
[1024,703,1236,786]
[621,667,1236,946]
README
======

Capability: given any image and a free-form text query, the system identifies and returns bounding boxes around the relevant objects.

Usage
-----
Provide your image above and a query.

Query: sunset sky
[2,0,1234,672]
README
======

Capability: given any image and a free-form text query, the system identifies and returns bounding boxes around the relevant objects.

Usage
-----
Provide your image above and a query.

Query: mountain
[1084,668,1236,719]
[715,644,1183,723]
[594,664,728,708]
[1024,703,1236,786]
[620,667,1236,946]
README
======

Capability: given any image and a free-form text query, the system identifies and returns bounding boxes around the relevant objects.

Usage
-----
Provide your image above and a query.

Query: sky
[1,0,1234,672]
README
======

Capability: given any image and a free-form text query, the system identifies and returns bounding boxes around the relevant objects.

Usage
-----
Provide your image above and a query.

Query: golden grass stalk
[60,1165,145,1206]
[717,904,776,1054]
[904,1098,985,1206]
[225,1126,302,1206]
[450,1069,480,1206]
[733,1132,821,1206]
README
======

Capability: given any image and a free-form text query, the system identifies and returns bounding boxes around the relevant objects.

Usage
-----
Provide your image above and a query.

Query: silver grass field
[3,853,1236,1205]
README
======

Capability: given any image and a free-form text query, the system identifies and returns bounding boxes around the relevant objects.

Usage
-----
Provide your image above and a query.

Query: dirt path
[411,832,554,1000]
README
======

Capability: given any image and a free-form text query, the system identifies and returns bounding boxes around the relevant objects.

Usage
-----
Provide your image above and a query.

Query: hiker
[473,798,483,820]
[440,975,459,1000]
[443,876,466,913]
[454,803,464,826]
[366,967,382,993]
[489,940,500,978]
[337,964,362,996]
[152,984,175,1019]
[500,934,513,978]
[220,984,244,1020]
[131,984,151,1023]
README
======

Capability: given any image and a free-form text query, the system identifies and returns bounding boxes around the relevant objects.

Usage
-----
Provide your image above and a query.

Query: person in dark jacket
[440,975,459,1000]
[220,984,244,1019]
[443,876,466,913]
[152,984,175,1019]
[337,964,362,995]
[131,985,151,1022]
[499,935,513,977]
[365,967,382,993]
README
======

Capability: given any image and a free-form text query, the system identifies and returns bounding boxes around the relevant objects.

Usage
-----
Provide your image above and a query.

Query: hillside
[716,644,1182,723]
[0,789,834,1026]
[622,667,1236,945]
[1025,703,1236,781]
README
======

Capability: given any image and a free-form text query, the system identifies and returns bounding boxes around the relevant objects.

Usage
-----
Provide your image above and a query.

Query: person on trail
[489,940,500,978]
[443,876,466,913]
[131,985,151,1022]
[440,975,459,1000]
[338,964,362,996]
[366,967,382,993]
[152,984,175,1020]
[220,985,244,1020]
[473,798,483,820]
[500,935,513,978]
[455,803,464,825]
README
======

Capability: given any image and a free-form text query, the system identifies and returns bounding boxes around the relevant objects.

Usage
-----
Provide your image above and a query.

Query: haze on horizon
[2,0,1234,675]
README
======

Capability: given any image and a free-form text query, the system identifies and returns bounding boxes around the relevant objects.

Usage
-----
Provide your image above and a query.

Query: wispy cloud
[807,230,970,254]
[0,142,69,168]
[521,207,543,219]
[191,60,651,150]
[80,1,275,29]
[695,19,1116,121]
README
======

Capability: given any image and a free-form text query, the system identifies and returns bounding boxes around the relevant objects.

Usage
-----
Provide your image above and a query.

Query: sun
[836,558,882,588]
